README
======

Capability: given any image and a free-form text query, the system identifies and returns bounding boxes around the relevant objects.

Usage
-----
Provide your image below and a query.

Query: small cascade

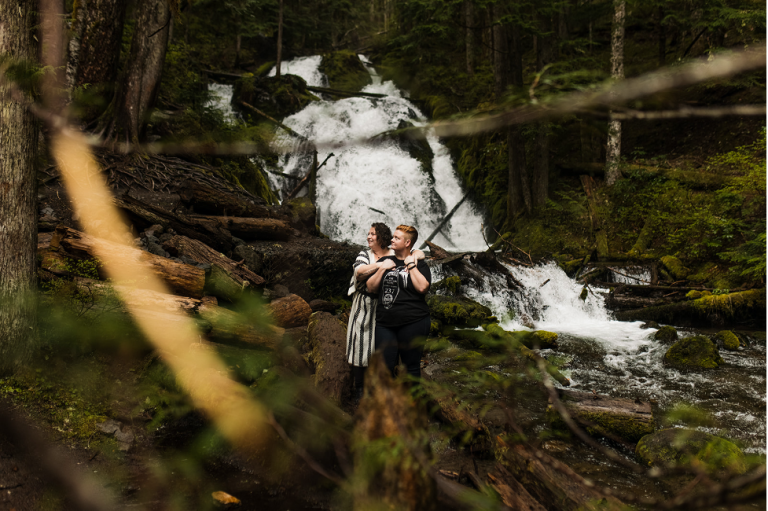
[607,265,652,285]
[264,55,487,251]
[205,83,239,124]
[267,56,328,87]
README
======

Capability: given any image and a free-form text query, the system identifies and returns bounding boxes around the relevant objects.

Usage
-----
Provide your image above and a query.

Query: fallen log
[614,289,765,327]
[496,437,625,511]
[425,240,450,260]
[419,193,469,250]
[547,389,654,443]
[487,465,547,511]
[177,179,272,218]
[305,85,387,99]
[189,215,292,241]
[198,302,284,350]
[267,294,313,328]
[421,371,487,440]
[306,312,350,405]
[115,194,234,252]
[51,226,206,298]
[162,234,265,291]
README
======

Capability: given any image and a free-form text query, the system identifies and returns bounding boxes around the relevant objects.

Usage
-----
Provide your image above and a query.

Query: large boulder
[318,50,372,91]
[654,325,678,343]
[427,295,494,328]
[636,428,747,476]
[307,312,350,404]
[664,335,724,369]
[714,330,740,351]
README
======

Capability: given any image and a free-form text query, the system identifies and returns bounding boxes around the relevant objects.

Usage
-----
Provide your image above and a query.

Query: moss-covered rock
[664,335,724,369]
[561,258,583,277]
[285,197,316,232]
[233,74,319,120]
[427,295,494,328]
[654,325,678,343]
[685,290,711,300]
[660,255,691,280]
[432,276,461,295]
[319,51,372,92]
[395,119,435,177]
[518,330,558,350]
[429,319,443,337]
[636,428,747,476]
[714,330,740,350]
[424,336,451,353]
[452,350,484,362]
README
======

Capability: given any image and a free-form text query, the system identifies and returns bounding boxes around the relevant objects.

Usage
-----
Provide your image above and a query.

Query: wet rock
[664,335,723,369]
[654,325,678,343]
[714,330,740,350]
[640,321,659,329]
[547,389,654,443]
[636,428,747,476]
[96,419,134,451]
[143,224,164,237]
[233,74,318,120]
[307,312,350,404]
[431,276,461,295]
[427,295,494,328]
[233,244,263,274]
[660,255,691,280]
[285,197,316,232]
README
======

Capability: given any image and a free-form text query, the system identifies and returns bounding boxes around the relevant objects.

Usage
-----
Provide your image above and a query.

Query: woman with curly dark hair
[346,223,423,403]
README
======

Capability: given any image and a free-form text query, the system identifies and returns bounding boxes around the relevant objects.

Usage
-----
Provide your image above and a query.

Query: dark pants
[375,316,431,378]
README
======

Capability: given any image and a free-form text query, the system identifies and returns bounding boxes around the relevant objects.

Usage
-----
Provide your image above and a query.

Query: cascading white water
[607,265,651,285]
[265,55,487,251]
[267,56,328,87]
[456,260,766,454]
[205,83,239,124]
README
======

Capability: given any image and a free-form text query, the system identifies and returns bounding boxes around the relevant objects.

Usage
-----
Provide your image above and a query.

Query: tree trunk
[505,20,529,220]
[276,0,284,77]
[605,0,625,186]
[0,0,38,373]
[533,14,554,210]
[657,5,666,67]
[491,6,508,101]
[67,0,128,108]
[189,215,292,241]
[102,0,171,143]
[464,0,474,75]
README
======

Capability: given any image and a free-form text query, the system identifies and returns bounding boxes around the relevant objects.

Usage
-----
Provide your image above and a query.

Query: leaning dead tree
[605,0,626,186]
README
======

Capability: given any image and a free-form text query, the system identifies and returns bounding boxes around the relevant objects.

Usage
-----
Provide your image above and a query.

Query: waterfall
[264,55,487,252]
[205,83,239,124]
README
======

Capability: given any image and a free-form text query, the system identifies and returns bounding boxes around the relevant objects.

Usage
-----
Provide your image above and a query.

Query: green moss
[579,286,588,301]
[286,197,317,232]
[664,335,724,369]
[318,51,372,92]
[714,330,740,351]
[452,350,484,362]
[690,289,766,320]
[429,319,443,337]
[424,336,451,353]
[654,325,678,343]
[636,429,747,476]
[432,276,461,295]
[660,255,691,280]
[427,295,493,327]
[517,330,558,349]
[685,290,711,299]
[562,259,583,277]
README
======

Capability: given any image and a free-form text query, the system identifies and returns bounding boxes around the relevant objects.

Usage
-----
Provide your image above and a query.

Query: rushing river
[207,56,766,455]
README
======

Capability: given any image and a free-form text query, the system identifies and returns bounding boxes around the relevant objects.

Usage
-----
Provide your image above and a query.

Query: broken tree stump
[51,226,205,298]
[496,437,624,511]
[353,353,436,511]
[267,293,312,328]
[547,389,654,443]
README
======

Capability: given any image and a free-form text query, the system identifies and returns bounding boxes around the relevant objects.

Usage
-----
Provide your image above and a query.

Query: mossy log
[307,312,350,405]
[162,234,265,293]
[190,215,292,241]
[614,289,766,327]
[495,436,625,511]
[51,226,206,298]
[547,389,654,443]
[197,302,284,350]
[178,179,271,218]
[268,293,312,328]
[353,354,436,511]
[487,464,547,511]
[115,194,234,252]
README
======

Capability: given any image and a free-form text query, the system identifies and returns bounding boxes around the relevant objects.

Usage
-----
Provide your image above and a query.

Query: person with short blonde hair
[366,224,432,378]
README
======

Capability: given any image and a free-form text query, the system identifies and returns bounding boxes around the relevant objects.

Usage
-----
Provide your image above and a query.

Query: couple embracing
[346,223,432,402]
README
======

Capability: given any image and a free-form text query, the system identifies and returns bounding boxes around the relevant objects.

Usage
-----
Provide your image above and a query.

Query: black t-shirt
[376,256,432,327]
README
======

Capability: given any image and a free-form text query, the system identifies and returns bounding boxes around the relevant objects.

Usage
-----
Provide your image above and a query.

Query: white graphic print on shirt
[381,265,409,309]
